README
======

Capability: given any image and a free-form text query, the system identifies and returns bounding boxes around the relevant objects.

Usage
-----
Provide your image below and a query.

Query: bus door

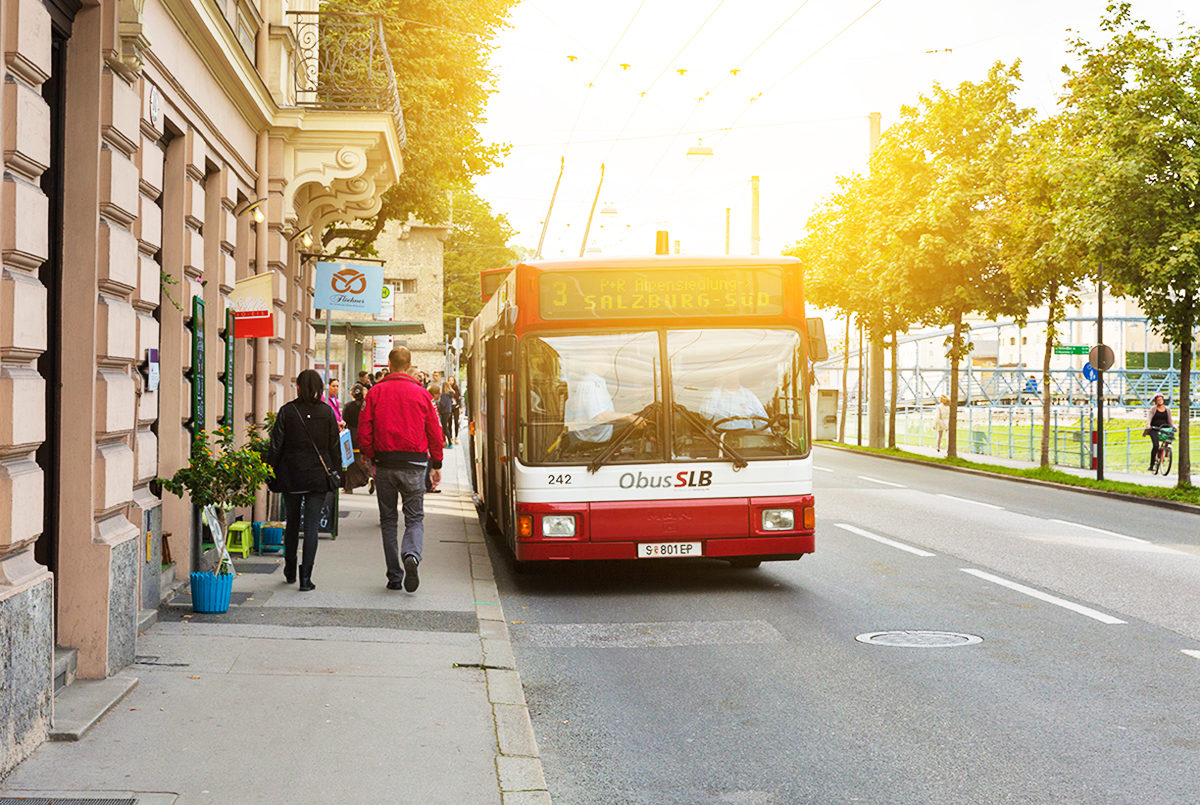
[484,335,517,538]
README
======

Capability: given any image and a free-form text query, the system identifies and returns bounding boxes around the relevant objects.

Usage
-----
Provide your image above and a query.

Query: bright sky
[474,0,1198,261]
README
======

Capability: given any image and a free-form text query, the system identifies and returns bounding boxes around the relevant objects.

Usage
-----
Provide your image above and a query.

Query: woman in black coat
[268,369,341,591]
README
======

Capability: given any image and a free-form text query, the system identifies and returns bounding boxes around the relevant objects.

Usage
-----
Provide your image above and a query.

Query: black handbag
[293,403,342,492]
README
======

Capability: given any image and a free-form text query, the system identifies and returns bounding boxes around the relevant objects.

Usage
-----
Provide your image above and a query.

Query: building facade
[0,0,403,775]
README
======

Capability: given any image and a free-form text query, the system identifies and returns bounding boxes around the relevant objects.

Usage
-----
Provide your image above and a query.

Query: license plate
[637,541,703,559]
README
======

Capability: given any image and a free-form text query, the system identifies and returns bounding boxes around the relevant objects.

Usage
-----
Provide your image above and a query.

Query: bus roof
[508,254,800,272]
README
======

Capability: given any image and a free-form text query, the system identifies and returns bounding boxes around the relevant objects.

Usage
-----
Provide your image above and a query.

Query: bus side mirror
[806,318,828,362]
[496,334,518,374]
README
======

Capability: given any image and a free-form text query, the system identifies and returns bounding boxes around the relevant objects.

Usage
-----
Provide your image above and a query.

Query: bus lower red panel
[513,497,814,561]
[514,535,814,562]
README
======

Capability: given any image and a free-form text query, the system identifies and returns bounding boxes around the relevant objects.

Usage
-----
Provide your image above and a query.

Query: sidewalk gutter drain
[856,631,982,647]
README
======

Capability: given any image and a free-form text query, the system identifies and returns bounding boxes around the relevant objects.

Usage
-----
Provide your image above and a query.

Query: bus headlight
[541,515,576,537]
[761,509,794,531]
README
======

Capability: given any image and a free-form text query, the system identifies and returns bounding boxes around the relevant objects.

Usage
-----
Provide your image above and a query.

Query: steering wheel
[710,414,773,432]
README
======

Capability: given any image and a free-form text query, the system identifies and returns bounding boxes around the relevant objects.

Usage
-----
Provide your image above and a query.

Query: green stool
[226,521,253,559]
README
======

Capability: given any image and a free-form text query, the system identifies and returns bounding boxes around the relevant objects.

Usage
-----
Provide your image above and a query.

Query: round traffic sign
[1089,344,1115,371]
[1082,362,1098,382]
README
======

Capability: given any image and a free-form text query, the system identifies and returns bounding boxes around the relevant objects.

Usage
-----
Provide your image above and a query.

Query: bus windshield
[518,328,808,466]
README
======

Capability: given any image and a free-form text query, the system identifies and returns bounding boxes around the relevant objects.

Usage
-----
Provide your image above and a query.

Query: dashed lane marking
[857,475,906,488]
[813,466,833,473]
[1049,518,1149,544]
[938,493,1003,510]
[1182,650,1200,660]
[834,523,936,557]
[960,568,1126,625]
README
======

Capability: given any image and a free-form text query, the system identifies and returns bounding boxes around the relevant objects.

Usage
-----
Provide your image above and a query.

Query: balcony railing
[288,10,406,146]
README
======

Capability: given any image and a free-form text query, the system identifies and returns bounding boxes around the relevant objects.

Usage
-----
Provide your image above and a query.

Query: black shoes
[403,556,420,592]
[386,580,404,590]
[298,566,315,592]
[283,558,296,584]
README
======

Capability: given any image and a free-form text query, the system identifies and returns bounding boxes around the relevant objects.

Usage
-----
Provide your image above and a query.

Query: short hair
[296,369,324,403]
[359,370,368,378]
[389,346,411,371]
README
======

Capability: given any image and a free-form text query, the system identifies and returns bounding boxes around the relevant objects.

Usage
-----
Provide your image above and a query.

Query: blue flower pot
[190,571,233,613]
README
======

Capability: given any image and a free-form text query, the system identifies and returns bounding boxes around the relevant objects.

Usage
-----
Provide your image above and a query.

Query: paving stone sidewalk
[1,444,550,805]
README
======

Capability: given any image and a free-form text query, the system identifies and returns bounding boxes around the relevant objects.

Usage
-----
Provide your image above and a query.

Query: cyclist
[1144,394,1174,470]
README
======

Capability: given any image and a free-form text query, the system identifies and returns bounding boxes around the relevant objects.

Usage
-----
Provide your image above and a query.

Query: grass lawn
[820,441,1200,507]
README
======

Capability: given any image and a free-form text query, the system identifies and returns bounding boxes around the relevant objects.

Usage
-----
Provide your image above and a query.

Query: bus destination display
[538,267,785,320]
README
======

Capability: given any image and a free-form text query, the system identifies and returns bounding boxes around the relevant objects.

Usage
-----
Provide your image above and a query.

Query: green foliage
[443,189,520,333]
[1060,3,1200,483]
[327,0,517,252]
[160,426,274,512]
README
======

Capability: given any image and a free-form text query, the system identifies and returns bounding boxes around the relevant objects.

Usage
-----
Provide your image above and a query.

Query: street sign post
[1082,362,1098,382]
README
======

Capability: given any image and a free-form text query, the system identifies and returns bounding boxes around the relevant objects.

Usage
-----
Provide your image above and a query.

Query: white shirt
[565,371,614,442]
[700,385,768,430]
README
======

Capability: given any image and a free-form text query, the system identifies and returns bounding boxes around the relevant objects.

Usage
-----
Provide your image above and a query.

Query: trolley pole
[750,176,760,256]
[725,208,731,255]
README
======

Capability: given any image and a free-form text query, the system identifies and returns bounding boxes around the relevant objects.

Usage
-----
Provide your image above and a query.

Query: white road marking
[1049,519,1149,544]
[1182,650,1200,660]
[813,466,834,473]
[857,475,906,488]
[960,568,1126,625]
[835,523,936,557]
[938,494,1003,510]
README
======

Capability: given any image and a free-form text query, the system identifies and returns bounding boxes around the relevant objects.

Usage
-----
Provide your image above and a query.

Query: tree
[884,63,1033,457]
[998,115,1093,467]
[442,190,520,334]
[1061,4,1200,486]
[326,0,517,251]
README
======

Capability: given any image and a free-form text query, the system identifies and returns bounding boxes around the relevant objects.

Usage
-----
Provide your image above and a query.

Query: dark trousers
[440,411,454,445]
[376,465,426,583]
[283,491,325,570]
[1149,431,1165,467]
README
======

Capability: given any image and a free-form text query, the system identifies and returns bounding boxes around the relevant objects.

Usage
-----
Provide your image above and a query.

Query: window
[519,332,660,465]
[667,329,807,460]
[400,279,417,294]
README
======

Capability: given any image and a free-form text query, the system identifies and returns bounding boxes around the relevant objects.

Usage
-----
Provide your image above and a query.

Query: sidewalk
[892,441,1178,488]
[1,445,549,805]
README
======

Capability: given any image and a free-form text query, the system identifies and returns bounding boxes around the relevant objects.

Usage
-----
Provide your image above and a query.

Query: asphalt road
[490,446,1200,805]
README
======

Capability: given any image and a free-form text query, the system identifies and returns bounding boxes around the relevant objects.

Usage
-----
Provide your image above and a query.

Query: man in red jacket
[358,346,445,592]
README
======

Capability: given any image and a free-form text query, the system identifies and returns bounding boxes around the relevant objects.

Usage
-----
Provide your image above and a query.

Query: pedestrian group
[267,347,460,593]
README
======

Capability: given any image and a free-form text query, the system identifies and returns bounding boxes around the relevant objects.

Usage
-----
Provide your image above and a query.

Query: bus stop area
[1,448,550,805]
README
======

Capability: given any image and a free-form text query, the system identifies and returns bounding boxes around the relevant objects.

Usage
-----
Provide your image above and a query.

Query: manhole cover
[856,630,982,648]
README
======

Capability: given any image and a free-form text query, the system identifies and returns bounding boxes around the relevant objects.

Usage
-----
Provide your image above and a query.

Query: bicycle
[1149,425,1176,475]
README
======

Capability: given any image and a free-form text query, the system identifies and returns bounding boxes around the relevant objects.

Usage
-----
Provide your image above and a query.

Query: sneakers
[386,580,404,590]
[403,556,420,592]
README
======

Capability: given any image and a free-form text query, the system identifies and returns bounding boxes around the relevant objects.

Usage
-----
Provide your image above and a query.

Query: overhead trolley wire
[629,0,889,234]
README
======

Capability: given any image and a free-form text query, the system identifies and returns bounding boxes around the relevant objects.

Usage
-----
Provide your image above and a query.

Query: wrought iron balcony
[288,10,406,146]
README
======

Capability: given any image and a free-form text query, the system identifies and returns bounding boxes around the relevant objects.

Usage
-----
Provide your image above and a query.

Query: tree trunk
[839,312,850,443]
[1179,314,1192,486]
[1040,289,1059,469]
[947,313,962,459]
[888,330,898,448]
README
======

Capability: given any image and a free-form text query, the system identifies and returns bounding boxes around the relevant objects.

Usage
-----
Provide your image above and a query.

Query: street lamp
[236,198,267,223]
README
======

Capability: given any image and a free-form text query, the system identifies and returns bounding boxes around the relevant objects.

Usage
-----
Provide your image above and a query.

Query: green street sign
[1053,345,1089,355]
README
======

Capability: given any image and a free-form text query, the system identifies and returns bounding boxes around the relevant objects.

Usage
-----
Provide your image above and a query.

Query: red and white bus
[465,255,827,568]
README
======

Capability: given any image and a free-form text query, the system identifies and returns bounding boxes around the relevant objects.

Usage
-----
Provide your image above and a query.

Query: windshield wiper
[672,404,749,470]
[586,402,660,474]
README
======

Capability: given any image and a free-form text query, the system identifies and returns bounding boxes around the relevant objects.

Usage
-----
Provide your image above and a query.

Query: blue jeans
[376,465,426,583]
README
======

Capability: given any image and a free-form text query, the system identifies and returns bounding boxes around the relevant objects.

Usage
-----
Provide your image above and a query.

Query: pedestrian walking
[438,382,455,448]
[934,395,950,452]
[268,369,341,592]
[324,378,345,428]
[449,377,462,441]
[358,347,445,592]
[341,383,371,492]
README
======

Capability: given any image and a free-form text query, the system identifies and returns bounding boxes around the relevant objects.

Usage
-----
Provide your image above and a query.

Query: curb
[461,499,552,805]
[817,443,1200,514]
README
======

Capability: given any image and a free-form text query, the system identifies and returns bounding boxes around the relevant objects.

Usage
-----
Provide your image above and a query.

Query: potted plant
[160,425,275,613]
